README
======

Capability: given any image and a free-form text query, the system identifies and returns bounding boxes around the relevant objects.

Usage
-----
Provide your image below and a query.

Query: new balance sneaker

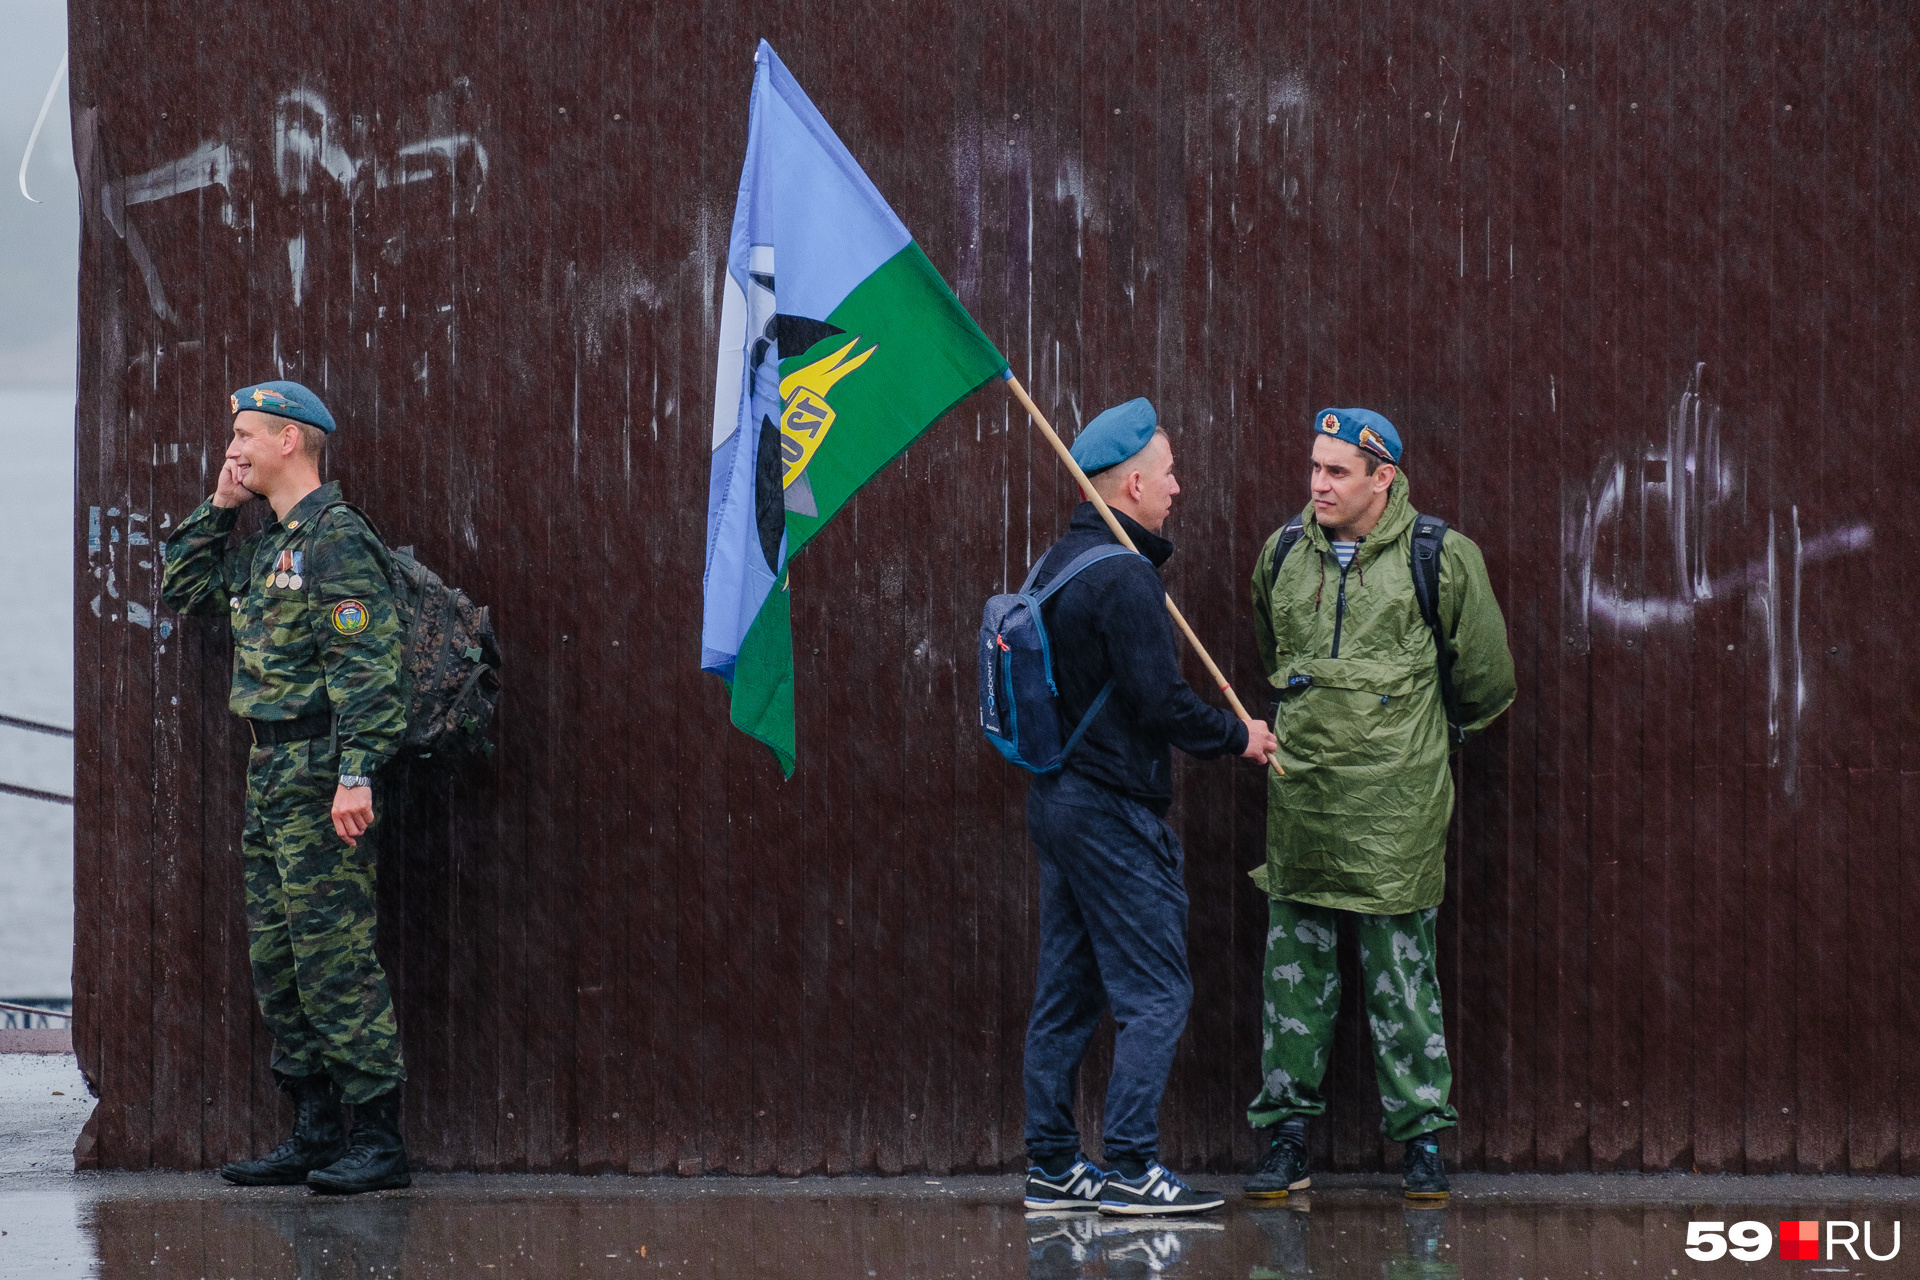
[1098,1162,1225,1216]
[1024,1156,1108,1210]
[1401,1135,1450,1200]
[1244,1117,1311,1200]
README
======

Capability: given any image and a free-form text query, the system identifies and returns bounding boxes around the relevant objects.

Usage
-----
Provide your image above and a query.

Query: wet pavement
[6,1061,1920,1279]
[3,1170,1919,1279]
[0,1053,94,1177]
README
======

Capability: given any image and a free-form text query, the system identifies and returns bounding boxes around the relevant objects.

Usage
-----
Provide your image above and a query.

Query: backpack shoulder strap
[307,499,402,595]
[1016,554,1049,595]
[1055,678,1119,764]
[1026,544,1143,604]
[1408,513,1447,632]
[1268,517,1307,582]
[308,498,383,543]
[1408,513,1464,745]
[1039,546,1135,765]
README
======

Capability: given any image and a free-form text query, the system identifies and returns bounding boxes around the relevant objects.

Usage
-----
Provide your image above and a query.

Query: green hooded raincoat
[1250,472,1516,914]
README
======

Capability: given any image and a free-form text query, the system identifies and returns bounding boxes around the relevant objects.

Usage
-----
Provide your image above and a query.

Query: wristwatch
[339,774,375,789]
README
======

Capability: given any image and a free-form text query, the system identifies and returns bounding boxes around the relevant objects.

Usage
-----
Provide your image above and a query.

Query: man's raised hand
[213,458,257,508]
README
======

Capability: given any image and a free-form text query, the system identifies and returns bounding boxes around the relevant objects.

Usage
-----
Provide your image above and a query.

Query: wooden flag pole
[1002,372,1279,773]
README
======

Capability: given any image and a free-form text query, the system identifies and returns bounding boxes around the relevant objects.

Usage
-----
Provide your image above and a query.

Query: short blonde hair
[253,412,326,461]
[297,423,327,461]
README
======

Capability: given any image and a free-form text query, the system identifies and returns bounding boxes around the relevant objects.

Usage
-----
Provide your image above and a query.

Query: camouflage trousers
[243,742,405,1104]
[1246,899,1456,1143]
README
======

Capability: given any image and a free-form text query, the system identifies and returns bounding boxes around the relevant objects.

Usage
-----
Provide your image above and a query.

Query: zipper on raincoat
[1329,559,1352,657]
[1328,534,1363,658]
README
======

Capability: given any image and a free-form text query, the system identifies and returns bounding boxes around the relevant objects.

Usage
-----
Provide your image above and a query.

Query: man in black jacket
[1021,397,1277,1217]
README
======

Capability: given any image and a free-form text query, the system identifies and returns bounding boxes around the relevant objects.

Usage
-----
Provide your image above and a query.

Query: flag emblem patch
[779,335,878,488]
[330,600,370,635]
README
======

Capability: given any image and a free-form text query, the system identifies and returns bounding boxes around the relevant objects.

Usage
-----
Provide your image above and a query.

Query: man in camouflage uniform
[1244,408,1515,1202]
[161,380,411,1195]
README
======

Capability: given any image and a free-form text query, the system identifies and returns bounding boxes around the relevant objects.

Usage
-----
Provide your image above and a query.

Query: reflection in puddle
[68,1185,1917,1279]
[1245,1206,1312,1279]
[240,1199,410,1279]
[1027,1211,1224,1277]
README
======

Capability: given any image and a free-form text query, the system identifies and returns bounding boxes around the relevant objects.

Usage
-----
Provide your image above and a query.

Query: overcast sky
[0,0,75,389]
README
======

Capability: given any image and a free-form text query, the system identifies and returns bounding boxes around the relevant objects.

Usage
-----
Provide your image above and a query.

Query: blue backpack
[978,544,1143,772]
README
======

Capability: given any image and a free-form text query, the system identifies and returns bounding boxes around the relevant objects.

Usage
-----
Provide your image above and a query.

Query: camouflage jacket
[161,481,405,780]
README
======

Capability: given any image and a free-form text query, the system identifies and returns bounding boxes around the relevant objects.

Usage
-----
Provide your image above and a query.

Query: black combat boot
[1401,1134,1450,1200]
[308,1087,412,1194]
[1245,1117,1311,1200]
[220,1073,348,1186]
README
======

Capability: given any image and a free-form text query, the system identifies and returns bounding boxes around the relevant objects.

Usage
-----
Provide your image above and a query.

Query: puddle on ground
[70,1188,1911,1278]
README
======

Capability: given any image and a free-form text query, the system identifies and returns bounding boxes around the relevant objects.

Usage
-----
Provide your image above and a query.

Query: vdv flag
[702,41,1006,775]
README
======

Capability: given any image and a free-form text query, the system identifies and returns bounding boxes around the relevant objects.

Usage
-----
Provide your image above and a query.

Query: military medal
[288,574,303,590]
[270,549,303,591]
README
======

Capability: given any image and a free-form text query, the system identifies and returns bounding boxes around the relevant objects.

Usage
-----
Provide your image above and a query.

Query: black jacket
[1032,503,1248,814]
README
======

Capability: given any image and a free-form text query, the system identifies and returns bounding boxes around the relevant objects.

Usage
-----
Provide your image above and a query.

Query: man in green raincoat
[1243,408,1515,1202]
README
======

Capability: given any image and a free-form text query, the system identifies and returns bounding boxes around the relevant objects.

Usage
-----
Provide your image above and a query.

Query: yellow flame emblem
[778,336,876,488]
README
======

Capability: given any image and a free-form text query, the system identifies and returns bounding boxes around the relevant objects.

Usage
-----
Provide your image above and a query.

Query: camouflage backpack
[320,502,502,764]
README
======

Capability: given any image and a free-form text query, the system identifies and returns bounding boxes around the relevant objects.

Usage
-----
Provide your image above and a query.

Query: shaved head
[1087,430,1179,533]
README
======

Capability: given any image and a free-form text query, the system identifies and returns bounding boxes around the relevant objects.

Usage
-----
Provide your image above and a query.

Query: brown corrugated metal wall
[68,0,1920,1173]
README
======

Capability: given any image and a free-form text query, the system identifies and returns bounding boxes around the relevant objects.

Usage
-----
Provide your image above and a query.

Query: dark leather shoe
[308,1087,411,1194]
[220,1074,348,1186]
[1245,1117,1311,1199]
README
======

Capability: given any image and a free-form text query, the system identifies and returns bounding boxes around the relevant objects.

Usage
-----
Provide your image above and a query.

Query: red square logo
[1780,1220,1821,1261]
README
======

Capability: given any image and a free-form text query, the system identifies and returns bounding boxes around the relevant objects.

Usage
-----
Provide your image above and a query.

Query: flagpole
[1001,371,1280,774]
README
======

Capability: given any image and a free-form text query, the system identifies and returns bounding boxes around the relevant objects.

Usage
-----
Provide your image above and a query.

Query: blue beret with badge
[228,380,337,434]
[1311,406,1401,464]
[1070,397,1160,474]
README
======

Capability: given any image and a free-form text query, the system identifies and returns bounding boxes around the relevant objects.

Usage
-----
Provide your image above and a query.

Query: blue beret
[1311,406,1401,464]
[1071,398,1159,474]
[229,380,336,433]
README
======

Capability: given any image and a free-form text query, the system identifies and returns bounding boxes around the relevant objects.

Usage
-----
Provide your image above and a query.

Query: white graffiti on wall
[98,88,490,323]
[1564,364,1869,794]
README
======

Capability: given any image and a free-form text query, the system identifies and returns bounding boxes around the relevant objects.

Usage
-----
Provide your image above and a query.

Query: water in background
[0,387,75,998]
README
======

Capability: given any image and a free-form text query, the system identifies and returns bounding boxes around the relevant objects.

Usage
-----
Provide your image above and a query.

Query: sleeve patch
[330,599,371,635]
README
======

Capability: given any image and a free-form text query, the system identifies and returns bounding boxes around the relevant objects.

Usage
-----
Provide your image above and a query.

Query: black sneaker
[1024,1156,1108,1210]
[1245,1118,1311,1200]
[1098,1162,1225,1216]
[1401,1135,1450,1200]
